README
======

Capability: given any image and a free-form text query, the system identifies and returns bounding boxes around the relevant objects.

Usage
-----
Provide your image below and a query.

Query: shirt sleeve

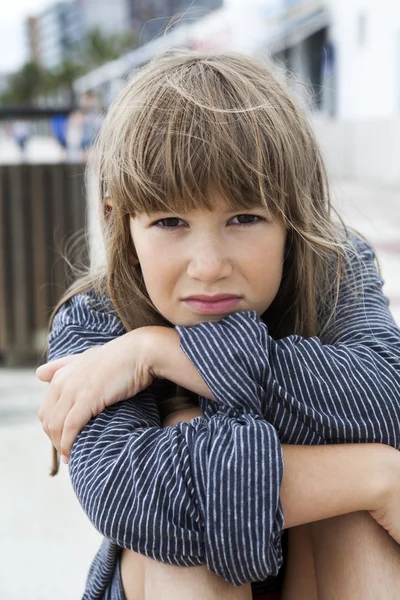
[176,237,400,449]
[48,292,284,586]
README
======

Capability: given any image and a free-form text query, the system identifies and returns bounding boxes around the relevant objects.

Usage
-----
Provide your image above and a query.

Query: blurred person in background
[50,112,68,157]
[12,119,31,153]
[66,108,84,162]
[80,91,104,159]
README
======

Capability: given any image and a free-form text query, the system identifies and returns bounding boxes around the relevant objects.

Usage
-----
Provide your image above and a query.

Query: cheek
[138,252,177,309]
[251,238,286,302]
[256,261,283,294]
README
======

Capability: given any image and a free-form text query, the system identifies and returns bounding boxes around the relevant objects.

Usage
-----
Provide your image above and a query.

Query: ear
[104,196,113,219]
[105,197,139,266]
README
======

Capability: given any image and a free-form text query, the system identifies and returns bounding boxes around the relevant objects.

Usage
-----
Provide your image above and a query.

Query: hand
[369,446,400,544]
[37,329,154,460]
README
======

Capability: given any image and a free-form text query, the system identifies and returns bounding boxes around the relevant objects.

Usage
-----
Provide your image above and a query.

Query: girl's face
[129,191,286,326]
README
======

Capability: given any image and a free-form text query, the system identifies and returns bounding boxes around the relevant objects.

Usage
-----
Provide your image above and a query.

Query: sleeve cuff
[176,311,270,415]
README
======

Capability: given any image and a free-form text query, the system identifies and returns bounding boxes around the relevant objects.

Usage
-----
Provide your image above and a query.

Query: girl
[37,51,400,600]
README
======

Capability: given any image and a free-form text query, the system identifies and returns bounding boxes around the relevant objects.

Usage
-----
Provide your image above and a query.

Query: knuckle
[51,369,64,387]
[64,418,79,433]
[48,420,59,434]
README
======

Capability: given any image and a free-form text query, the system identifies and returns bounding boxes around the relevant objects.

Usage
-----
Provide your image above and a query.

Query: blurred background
[1,1,399,598]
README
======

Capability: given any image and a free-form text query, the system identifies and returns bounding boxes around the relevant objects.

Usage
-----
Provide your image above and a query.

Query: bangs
[99,54,292,220]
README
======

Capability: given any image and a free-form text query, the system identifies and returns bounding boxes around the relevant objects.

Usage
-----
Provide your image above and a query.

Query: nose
[186,238,233,282]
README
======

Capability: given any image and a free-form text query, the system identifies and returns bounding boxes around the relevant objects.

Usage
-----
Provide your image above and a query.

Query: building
[37,2,70,70]
[264,0,400,184]
[64,0,85,52]
[35,0,133,72]
[36,2,72,70]
[71,0,400,184]
[128,0,223,46]
[79,0,132,38]
[26,17,41,64]
[73,0,226,104]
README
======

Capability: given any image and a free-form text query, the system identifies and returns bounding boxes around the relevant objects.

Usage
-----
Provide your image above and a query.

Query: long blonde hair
[49,50,351,473]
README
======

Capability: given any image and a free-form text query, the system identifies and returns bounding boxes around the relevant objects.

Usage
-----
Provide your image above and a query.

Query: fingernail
[62,455,69,465]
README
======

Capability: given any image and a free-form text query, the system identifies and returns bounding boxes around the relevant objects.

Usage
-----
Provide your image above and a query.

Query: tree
[0,61,48,105]
[50,59,85,104]
[0,28,139,106]
[73,28,139,71]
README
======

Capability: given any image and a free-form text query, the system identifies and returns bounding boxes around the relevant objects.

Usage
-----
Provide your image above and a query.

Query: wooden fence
[0,163,88,365]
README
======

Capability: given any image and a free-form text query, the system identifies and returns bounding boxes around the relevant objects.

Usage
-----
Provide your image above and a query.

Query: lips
[182,294,242,315]
[183,294,241,302]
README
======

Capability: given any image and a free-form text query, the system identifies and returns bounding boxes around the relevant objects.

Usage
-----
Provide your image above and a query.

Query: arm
[48,293,284,585]
[161,409,400,535]
[173,237,400,448]
[48,294,400,586]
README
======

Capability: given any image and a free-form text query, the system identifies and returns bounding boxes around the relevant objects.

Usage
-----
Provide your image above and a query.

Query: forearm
[281,443,395,529]
[175,309,400,448]
[145,326,214,400]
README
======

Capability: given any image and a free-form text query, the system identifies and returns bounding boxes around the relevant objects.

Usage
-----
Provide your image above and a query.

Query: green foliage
[0,61,48,104]
[73,28,139,70]
[0,28,139,106]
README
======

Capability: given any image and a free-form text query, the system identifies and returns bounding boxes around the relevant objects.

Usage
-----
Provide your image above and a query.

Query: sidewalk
[0,178,399,600]
[0,134,66,164]
[0,371,101,600]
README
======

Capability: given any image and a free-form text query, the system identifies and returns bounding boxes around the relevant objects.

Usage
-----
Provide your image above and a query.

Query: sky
[0,0,59,73]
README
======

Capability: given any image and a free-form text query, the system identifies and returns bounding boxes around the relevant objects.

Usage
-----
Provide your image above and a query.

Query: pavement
[0,134,66,164]
[0,177,399,600]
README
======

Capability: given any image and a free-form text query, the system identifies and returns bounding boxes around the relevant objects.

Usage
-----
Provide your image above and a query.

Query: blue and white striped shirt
[48,236,400,599]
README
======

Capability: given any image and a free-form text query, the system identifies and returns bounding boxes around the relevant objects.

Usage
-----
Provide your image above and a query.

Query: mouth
[182,294,242,315]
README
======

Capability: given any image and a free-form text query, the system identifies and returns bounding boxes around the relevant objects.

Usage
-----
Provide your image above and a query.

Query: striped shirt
[48,236,400,599]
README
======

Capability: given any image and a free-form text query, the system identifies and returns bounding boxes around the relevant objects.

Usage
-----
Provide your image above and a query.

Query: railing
[0,163,88,365]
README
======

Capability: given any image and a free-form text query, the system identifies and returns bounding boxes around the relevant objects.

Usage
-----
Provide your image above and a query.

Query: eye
[152,217,187,229]
[229,214,263,226]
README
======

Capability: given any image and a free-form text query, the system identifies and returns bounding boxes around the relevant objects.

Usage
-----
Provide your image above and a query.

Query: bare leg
[120,550,145,599]
[144,560,252,600]
[120,549,252,600]
[281,525,318,600]
[310,511,400,600]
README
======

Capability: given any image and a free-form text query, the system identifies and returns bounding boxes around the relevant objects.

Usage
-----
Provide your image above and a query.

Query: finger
[38,370,66,424]
[47,395,75,454]
[36,355,79,382]
[60,402,94,459]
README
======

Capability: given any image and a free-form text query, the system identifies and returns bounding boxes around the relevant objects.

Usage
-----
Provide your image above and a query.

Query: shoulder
[346,231,376,258]
[50,290,125,336]
[48,291,126,360]
[342,231,381,286]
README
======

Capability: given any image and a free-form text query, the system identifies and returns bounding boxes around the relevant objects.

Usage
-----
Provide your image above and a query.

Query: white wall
[310,0,400,184]
[313,116,400,184]
[329,0,400,119]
